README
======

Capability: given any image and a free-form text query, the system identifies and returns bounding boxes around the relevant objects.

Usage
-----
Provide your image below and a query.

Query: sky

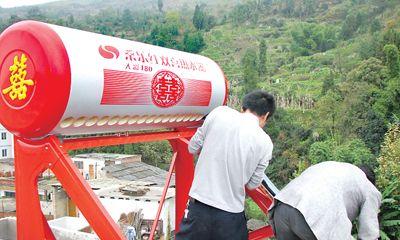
[0,0,61,8]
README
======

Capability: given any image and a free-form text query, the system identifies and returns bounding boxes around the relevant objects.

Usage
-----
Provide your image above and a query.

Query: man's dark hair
[242,90,276,118]
[358,165,376,185]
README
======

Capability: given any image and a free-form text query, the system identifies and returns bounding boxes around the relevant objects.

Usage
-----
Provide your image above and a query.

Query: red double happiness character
[152,70,184,108]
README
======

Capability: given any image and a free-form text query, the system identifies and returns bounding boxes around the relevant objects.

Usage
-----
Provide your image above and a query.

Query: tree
[369,19,381,33]
[341,13,359,39]
[66,14,75,27]
[123,141,172,168]
[315,90,341,139]
[96,24,113,35]
[377,122,400,194]
[282,0,295,17]
[122,9,133,30]
[302,0,316,17]
[383,44,400,77]
[258,39,267,78]
[336,80,375,140]
[355,11,365,28]
[241,49,259,95]
[358,34,382,60]
[376,121,400,240]
[93,9,118,36]
[377,122,400,185]
[157,0,163,13]
[334,139,375,167]
[26,7,45,21]
[347,57,388,87]
[264,109,313,188]
[248,0,260,24]
[183,31,205,53]
[192,4,215,31]
[309,140,335,164]
[321,69,336,95]
[7,14,22,26]
[373,77,400,120]
[205,15,216,31]
[148,23,179,49]
[261,0,273,8]
[291,23,337,56]
[193,4,205,30]
[231,3,251,26]
[308,138,375,167]
[321,2,329,11]
[230,1,260,26]
[383,28,400,49]
[357,109,387,154]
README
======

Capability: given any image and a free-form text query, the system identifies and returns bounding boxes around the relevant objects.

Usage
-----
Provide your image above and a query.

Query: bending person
[270,161,382,240]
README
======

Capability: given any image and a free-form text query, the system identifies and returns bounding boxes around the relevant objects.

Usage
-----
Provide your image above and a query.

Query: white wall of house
[0,163,14,176]
[72,157,106,180]
[41,200,53,216]
[0,189,52,215]
[0,124,13,159]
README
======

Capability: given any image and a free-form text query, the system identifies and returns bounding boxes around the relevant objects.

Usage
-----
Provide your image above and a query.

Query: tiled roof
[0,158,14,166]
[104,162,175,187]
[74,153,140,161]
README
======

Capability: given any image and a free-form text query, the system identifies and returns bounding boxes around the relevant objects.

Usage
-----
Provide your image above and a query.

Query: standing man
[176,90,276,240]
[270,161,382,240]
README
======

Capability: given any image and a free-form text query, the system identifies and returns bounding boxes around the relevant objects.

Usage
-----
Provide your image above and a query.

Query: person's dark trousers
[175,198,248,240]
[268,201,317,240]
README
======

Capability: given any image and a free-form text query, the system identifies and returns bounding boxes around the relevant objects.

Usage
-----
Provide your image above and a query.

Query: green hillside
[0,0,399,238]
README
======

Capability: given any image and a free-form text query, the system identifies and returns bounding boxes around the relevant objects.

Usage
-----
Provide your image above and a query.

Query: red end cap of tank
[0,20,71,139]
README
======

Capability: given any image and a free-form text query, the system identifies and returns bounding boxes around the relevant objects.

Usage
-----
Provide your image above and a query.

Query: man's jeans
[269,201,317,240]
[176,199,248,240]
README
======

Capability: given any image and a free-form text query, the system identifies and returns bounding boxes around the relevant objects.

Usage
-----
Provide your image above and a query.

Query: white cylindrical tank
[0,21,228,139]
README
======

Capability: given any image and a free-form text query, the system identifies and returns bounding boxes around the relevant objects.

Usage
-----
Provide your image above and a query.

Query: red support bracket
[14,135,125,240]
[168,137,194,232]
[13,130,196,240]
[248,226,275,240]
[246,186,275,239]
[148,136,194,240]
[14,136,57,239]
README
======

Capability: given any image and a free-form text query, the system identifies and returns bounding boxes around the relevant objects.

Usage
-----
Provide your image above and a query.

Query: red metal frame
[149,151,178,240]
[14,129,274,240]
[61,130,196,151]
[14,135,124,239]
[246,187,275,239]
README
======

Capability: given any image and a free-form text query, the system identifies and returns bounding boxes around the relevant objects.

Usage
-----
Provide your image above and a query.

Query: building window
[1,149,7,157]
[74,161,83,169]
[4,191,15,198]
[1,132,6,140]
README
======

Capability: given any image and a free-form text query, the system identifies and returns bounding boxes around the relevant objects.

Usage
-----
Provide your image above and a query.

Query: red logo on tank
[98,45,119,59]
[151,70,184,108]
